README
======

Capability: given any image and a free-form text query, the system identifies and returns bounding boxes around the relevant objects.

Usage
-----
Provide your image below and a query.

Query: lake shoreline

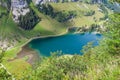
[16,30,101,65]
[16,31,68,65]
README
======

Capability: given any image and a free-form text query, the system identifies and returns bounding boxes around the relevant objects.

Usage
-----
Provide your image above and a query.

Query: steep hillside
[0,0,113,51]
[50,2,105,26]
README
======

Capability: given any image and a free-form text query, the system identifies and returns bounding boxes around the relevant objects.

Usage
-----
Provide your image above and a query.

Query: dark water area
[29,33,102,56]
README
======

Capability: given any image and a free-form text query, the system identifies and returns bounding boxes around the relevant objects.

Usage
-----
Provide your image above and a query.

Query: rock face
[11,0,30,22]
[11,0,27,8]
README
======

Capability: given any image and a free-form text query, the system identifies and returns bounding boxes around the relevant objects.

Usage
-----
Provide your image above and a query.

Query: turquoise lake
[29,33,102,56]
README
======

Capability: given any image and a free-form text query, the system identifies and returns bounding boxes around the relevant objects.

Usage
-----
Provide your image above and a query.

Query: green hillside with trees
[0,0,120,80]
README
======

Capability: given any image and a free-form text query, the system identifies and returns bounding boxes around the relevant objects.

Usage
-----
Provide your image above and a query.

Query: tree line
[37,4,77,22]
[0,0,11,18]
[84,10,95,16]
[18,9,40,30]
[0,0,11,10]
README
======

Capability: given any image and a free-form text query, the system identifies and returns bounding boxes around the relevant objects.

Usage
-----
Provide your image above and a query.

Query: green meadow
[50,2,106,26]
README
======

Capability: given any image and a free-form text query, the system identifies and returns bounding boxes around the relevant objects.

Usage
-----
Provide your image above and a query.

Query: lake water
[29,33,102,56]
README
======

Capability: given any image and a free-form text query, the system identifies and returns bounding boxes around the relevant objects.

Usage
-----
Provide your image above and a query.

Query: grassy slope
[0,2,110,78]
[30,2,68,35]
[50,2,105,26]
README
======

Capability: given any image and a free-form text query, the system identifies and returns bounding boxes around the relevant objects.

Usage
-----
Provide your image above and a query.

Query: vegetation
[0,66,13,80]
[0,6,8,18]
[54,11,76,22]
[0,0,10,18]
[84,10,95,16]
[0,0,11,10]
[21,13,120,80]
[37,4,77,22]
[99,4,109,20]
[0,49,13,80]
[18,9,40,30]
[89,23,101,32]
[50,2,106,26]
[104,13,120,54]
[111,0,120,3]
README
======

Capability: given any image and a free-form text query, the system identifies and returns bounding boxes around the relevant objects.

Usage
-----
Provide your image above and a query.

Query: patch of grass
[3,59,31,79]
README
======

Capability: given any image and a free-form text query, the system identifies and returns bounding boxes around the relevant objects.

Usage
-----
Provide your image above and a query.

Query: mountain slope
[0,1,112,50]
